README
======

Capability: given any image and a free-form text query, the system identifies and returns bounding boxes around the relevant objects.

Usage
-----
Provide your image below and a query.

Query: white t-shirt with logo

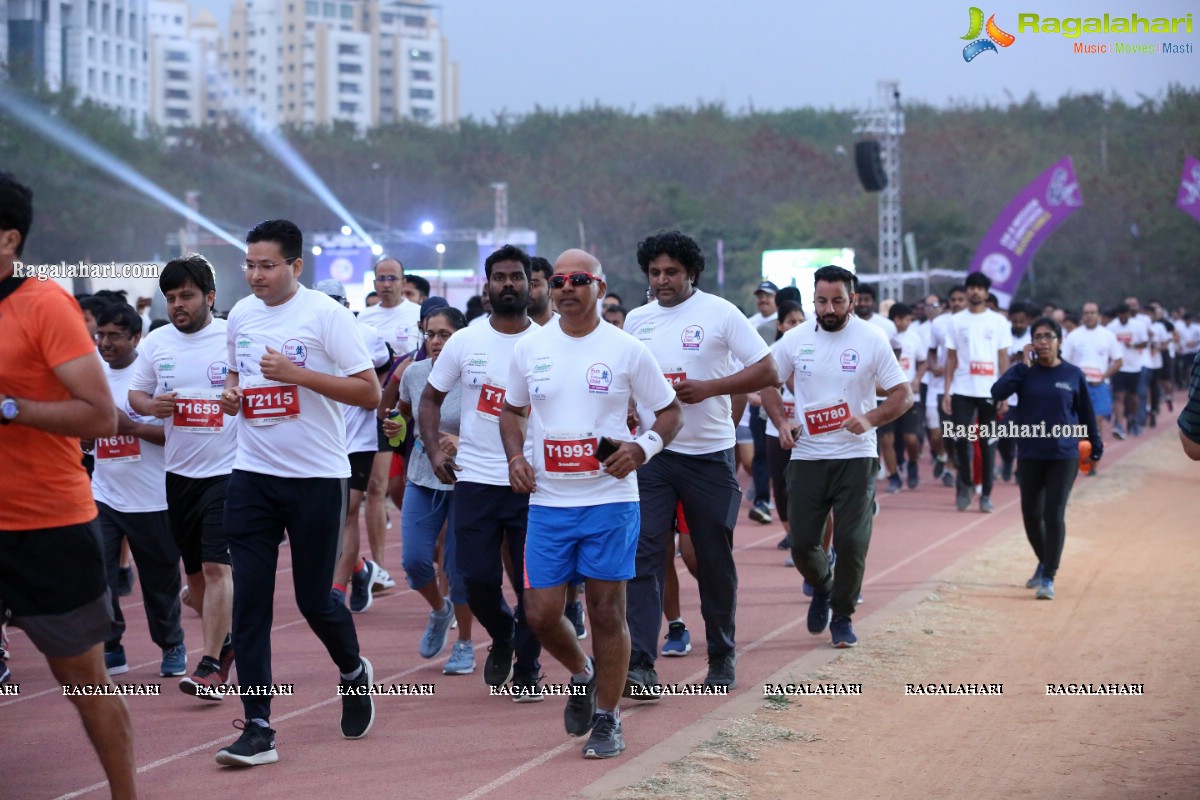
[227,285,373,479]
[923,313,954,396]
[93,358,168,513]
[129,318,239,479]
[343,323,391,454]
[427,319,536,486]
[1148,320,1170,370]
[772,316,908,461]
[1063,324,1122,384]
[1181,322,1200,355]
[1107,317,1149,374]
[764,340,796,439]
[895,327,926,384]
[357,300,422,357]
[507,319,676,508]
[625,290,770,456]
[946,309,1013,398]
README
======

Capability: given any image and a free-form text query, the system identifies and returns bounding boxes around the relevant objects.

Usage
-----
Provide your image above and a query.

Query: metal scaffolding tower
[854,81,905,300]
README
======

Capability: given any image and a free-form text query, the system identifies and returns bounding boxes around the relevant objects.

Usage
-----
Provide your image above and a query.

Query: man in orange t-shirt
[0,172,138,800]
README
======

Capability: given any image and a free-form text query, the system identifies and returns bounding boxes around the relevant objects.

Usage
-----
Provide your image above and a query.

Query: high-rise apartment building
[147,0,220,128]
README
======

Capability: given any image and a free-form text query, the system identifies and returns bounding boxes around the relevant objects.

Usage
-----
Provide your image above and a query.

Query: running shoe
[510,669,544,703]
[942,471,956,487]
[419,600,454,659]
[749,501,772,524]
[956,485,972,512]
[932,457,946,479]
[483,639,514,687]
[1036,578,1056,600]
[807,591,832,634]
[373,568,397,591]
[104,646,128,677]
[776,536,790,550]
[443,641,475,675]
[0,661,11,685]
[623,662,662,701]
[215,720,278,767]
[886,474,902,494]
[564,667,597,736]
[339,657,375,739]
[704,652,736,688]
[661,621,691,657]
[180,655,229,701]
[564,600,587,640]
[1112,424,1126,440]
[830,615,858,648]
[582,712,625,759]
[330,586,347,608]
[979,495,994,514]
[1025,563,1044,589]
[349,559,379,613]
[907,460,920,489]
[160,643,188,677]
[1001,460,1014,482]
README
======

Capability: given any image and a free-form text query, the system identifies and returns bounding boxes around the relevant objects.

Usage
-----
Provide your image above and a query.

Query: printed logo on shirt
[282,339,308,367]
[587,363,613,394]
[681,325,704,350]
[798,363,813,379]
[467,356,488,368]
[798,345,816,357]
[158,360,176,373]
[532,384,547,401]
[840,349,860,372]
[236,337,252,350]
[207,361,229,387]
[1056,382,1073,392]
[634,322,657,337]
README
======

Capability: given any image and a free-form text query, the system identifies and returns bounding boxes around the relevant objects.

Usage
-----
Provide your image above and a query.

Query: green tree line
[3,83,1198,313]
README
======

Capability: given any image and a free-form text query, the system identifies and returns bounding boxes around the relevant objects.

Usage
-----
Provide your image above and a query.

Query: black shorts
[895,403,922,437]
[166,472,232,574]
[0,521,112,658]
[1112,372,1140,394]
[376,417,391,453]
[349,450,376,493]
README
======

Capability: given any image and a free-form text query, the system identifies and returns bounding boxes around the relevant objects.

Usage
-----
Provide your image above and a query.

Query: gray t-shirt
[400,358,462,491]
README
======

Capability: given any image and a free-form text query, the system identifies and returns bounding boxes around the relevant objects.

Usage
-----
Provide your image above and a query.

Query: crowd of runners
[3,170,1200,799]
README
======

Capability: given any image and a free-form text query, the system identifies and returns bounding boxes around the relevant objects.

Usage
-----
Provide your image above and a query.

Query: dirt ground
[611,428,1200,800]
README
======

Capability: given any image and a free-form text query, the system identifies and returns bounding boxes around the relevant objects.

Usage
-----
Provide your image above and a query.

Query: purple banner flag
[1177,155,1200,224]
[969,156,1083,308]
[716,238,725,289]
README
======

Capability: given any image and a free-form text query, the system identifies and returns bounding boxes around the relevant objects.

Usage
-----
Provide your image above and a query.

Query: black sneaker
[215,720,279,767]
[956,485,972,512]
[932,457,945,479]
[703,652,736,688]
[483,639,515,687]
[510,669,544,704]
[582,712,625,759]
[907,460,920,489]
[776,536,790,550]
[563,600,587,640]
[1001,460,1013,482]
[564,671,597,736]
[180,656,226,701]
[942,471,955,488]
[886,474,902,494]
[339,656,375,739]
[623,662,662,701]
[807,590,832,634]
[748,501,772,524]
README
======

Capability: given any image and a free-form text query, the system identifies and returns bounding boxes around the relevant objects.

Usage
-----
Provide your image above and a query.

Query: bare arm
[846,381,913,435]
[116,410,165,446]
[674,355,777,405]
[1181,429,1200,461]
[943,350,958,398]
[601,398,685,480]
[419,383,459,484]
[760,387,794,450]
[258,346,380,409]
[500,401,535,493]
[10,352,117,438]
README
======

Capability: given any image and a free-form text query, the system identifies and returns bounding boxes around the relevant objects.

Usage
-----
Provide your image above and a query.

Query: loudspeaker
[855,140,887,192]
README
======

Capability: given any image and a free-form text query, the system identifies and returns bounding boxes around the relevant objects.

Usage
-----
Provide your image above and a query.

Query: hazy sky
[191,0,1196,117]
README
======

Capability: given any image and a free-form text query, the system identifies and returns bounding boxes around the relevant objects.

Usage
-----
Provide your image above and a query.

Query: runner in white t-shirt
[215,220,381,767]
[421,245,544,698]
[356,256,422,357]
[941,272,1012,513]
[129,255,238,699]
[502,248,682,759]
[92,302,186,680]
[924,288,966,487]
[1106,304,1149,439]
[1063,302,1122,441]
[763,265,912,649]
[620,230,776,696]
[996,303,1032,484]
[884,303,926,492]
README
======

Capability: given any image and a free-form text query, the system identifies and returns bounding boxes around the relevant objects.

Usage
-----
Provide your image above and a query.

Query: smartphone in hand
[597,436,620,461]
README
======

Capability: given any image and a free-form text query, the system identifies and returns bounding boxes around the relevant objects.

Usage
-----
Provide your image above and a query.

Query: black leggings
[1016,458,1078,580]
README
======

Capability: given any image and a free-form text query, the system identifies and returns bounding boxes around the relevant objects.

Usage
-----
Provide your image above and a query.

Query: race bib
[663,368,686,386]
[969,360,995,377]
[803,398,850,436]
[782,401,796,422]
[476,378,505,422]
[1082,366,1103,383]
[96,435,141,462]
[899,356,911,372]
[242,380,300,426]
[173,389,224,434]
[543,431,600,479]
[1116,332,1132,345]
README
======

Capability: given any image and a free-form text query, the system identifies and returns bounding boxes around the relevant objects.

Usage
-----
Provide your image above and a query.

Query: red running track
[1,419,1172,800]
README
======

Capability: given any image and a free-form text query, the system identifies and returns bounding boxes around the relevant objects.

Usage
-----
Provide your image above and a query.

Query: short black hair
[95,302,143,336]
[1114,303,1131,316]
[987,292,999,306]
[530,256,553,282]
[94,288,129,305]
[366,291,379,300]
[484,244,531,280]
[888,302,913,321]
[949,285,967,297]
[965,272,992,290]
[603,304,627,320]
[1064,312,1080,326]
[603,291,623,304]
[0,172,34,257]
[160,254,216,298]
[77,294,113,318]
[856,283,876,300]
[425,306,468,331]
[149,318,171,333]
[776,286,801,306]
[813,265,856,295]
[636,231,705,284]
[1008,302,1030,318]
[405,274,431,299]
[1031,316,1062,341]
[246,219,302,261]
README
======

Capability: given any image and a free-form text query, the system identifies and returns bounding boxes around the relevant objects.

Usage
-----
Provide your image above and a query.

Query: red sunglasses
[548,272,599,289]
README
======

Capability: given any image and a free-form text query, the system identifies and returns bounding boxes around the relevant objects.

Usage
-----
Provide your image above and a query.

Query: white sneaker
[373,568,397,591]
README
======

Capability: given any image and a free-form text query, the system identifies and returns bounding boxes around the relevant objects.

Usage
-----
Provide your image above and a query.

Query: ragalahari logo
[962,7,1016,61]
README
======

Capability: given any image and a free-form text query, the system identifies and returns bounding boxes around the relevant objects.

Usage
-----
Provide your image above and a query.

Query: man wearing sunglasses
[622,230,779,695]
[421,244,544,698]
[501,249,683,758]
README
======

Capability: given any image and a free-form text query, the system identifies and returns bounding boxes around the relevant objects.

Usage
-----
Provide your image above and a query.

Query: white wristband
[634,431,664,462]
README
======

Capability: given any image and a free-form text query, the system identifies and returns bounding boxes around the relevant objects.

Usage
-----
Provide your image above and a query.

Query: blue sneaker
[830,615,858,648]
[802,577,812,596]
[419,600,454,659]
[1036,578,1055,600]
[661,621,691,657]
[331,586,347,607]
[807,591,832,634]
[443,640,476,675]
[564,600,587,640]
[160,643,187,677]
[105,646,129,676]
[1025,563,1044,589]
[350,559,379,614]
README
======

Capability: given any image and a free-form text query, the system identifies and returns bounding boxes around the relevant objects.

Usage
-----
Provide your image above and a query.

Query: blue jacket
[990,360,1103,461]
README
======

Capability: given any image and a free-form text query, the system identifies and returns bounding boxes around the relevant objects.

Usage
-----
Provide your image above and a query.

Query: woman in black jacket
[991,317,1103,600]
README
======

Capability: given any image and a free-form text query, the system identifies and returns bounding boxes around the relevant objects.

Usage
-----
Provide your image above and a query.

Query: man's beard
[818,311,850,332]
[490,288,528,315]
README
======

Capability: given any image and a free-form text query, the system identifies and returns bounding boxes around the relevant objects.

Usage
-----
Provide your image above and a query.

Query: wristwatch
[0,396,19,424]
